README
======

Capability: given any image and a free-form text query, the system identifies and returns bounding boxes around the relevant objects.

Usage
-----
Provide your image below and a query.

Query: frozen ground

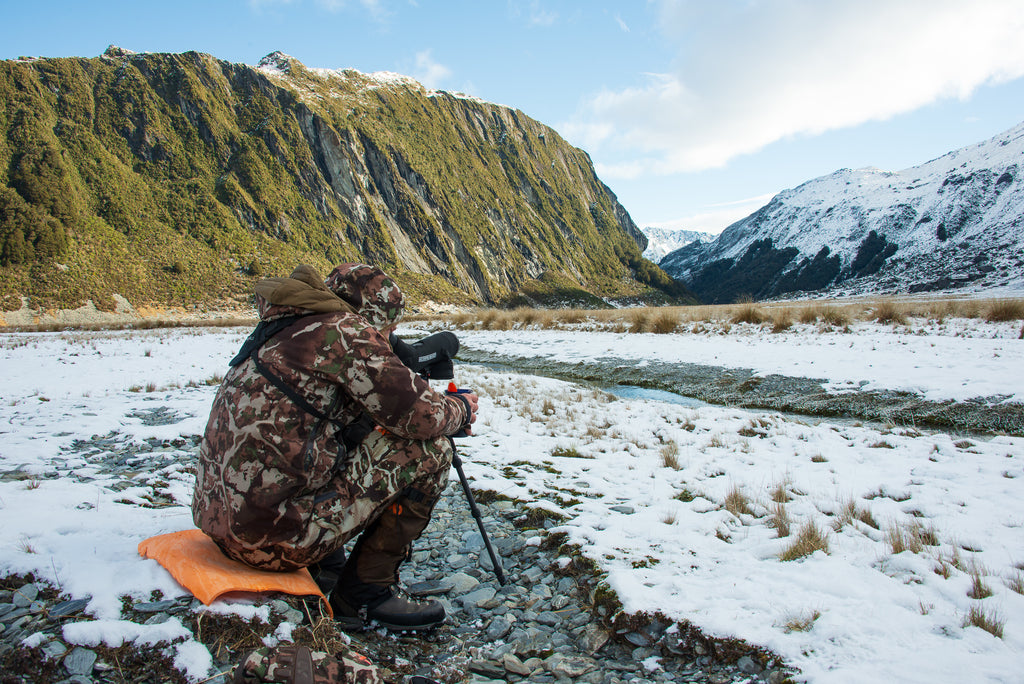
[0,318,1022,682]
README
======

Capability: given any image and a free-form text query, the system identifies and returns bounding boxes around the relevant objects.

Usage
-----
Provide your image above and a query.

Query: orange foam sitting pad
[138,529,331,617]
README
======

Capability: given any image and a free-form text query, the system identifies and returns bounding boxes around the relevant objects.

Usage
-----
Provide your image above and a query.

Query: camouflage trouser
[222,429,453,572]
[233,644,383,683]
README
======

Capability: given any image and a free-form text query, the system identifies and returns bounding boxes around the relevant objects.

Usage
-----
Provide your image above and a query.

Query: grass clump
[769,502,792,538]
[963,605,1004,638]
[724,484,753,518]
[984,299,1024,322]
[731,303,767,325]
[780,521,829,561]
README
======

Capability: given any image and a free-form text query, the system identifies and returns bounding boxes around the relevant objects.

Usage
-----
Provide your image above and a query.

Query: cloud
[614,14,629,33]
[508,0,558,27]
[568,0,1024,176]
[643,194,776,235]
[414,50,452,89]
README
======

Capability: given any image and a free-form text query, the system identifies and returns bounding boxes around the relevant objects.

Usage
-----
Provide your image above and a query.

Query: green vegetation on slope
[1,49,691,312]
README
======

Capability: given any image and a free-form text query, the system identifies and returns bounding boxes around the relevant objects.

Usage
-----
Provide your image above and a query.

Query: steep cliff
[0,48,683,313]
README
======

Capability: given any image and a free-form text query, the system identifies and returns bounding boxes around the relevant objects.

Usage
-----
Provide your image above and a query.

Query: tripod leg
[452,452,506,585]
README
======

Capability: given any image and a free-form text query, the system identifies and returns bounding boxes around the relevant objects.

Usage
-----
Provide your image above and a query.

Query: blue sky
[4,0,1024,234]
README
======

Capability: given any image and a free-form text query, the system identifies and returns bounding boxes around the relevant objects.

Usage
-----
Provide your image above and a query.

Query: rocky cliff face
[0,48,676,312]
[661,120,1024,303]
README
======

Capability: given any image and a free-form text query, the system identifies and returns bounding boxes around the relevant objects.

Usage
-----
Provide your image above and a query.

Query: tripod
[451,447,506,585]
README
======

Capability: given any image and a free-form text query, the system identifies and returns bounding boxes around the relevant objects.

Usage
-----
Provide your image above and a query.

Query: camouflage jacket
[192,265,468,559]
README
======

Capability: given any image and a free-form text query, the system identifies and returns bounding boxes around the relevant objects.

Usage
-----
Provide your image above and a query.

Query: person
[191,263,478,631]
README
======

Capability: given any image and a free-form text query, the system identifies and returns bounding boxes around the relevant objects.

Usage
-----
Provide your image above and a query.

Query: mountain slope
[661,121,1024,303]
[0,48,687,313]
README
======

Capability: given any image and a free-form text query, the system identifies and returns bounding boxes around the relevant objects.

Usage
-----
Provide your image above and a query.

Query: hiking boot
[330,581,445,631]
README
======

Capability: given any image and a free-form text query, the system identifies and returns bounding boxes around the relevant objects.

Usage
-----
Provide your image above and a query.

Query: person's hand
[461,392,479,436]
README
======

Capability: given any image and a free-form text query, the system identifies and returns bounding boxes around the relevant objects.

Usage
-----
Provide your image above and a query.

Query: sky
[4,0,1024,235]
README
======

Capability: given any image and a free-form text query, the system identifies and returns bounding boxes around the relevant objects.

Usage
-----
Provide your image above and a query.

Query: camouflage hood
[254,264,355,320]
[254,263,404,331]
[324,263,405,330]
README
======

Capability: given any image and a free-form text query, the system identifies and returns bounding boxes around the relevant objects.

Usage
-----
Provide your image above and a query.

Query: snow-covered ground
[1,320,1022,682]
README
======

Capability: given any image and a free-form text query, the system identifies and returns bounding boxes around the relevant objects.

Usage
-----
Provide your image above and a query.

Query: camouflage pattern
[233,644,382,684]
[192,264,466,572]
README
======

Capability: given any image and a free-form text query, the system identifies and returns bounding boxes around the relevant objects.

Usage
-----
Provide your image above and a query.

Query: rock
[443,572,480,595]
[468,659,506,679]
[502,652,533,676]
[132,599,178,613]
[578,624,610,654]
[12,584,38,608]
[460,587,497,608]
[49,598,89,618]
[63,646,97,676]
[485,616,513,640]
[737,655,763,674]
[545,653,597,677]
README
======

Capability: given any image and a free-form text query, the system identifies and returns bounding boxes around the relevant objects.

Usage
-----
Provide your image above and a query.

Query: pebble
[0,420,795,683]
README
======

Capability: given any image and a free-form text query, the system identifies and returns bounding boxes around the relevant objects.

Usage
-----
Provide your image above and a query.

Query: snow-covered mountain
[641,227,713,263]
[661,121,1024,302]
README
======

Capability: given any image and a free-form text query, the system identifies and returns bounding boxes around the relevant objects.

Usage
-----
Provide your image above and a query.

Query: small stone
[12,584,38,608]
[535,611,561,627]
[49,598,89,618]
[132,599,177,613]
[444,572,480,595]
[737,655,763,674]
[41,639,68,660]
[468,659,506,679]
[609,505,635,514]
[485,616,512,640]
[460,587,497,608]
[545,653,597,677]
[578,624,610,654]
[502,652,532,676]
[63,646,97,676]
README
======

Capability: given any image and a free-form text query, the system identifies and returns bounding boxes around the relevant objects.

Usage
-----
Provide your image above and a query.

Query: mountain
[0,48,689,315]
[661,121,1024,303]
[641,227,713,263]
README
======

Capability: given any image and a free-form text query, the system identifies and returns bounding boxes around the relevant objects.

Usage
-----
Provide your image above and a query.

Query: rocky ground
[0,424,792,684]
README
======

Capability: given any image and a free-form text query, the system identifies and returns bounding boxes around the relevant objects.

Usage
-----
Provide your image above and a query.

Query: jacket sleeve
[325,322,469,440]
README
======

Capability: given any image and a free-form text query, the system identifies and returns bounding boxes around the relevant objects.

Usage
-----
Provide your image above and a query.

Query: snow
[1,321,1023,682]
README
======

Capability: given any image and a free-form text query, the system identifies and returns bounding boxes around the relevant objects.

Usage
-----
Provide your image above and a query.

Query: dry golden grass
[963,605,1004,638]
[390,295,1024,337]
[724,484,753,518]
[769,502,792,538]
[780,521,830,561]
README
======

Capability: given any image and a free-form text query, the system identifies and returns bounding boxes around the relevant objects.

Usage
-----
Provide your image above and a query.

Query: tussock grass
[887,519,937,554]
[872,299,908,325]
[769,502,792,538]
[724,484,753,518]
[963,605,1004,638]
[780,521,830,561]
[781,609,821,633]
[985,299,1024,322]
[731,303,768,325]
[660,442,682,470]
